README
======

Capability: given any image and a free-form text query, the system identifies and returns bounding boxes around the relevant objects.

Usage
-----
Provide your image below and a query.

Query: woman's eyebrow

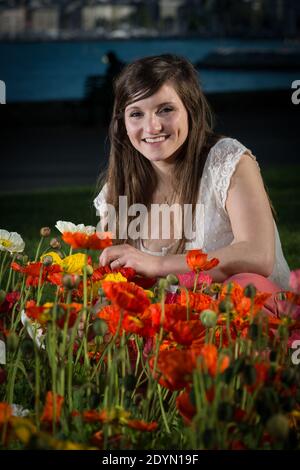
[126,101,175,112]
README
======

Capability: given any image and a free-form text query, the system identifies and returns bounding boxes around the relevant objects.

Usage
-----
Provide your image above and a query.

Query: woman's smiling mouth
[142,135,170,144]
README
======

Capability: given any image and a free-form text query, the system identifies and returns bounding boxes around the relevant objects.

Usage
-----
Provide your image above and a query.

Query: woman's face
[124,82,189,164]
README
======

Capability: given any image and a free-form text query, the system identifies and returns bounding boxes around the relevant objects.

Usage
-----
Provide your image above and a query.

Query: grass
[0,165,299,269]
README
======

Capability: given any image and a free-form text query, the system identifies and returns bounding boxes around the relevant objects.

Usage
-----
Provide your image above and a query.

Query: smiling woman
[124,84,189,164]
[94,54,290,303]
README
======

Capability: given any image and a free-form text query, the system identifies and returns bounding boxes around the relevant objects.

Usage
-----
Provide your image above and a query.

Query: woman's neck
[151,161,175,191]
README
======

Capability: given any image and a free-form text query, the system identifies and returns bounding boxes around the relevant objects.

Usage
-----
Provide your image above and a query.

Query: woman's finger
[110,256,126,270]
[99,246,122,266]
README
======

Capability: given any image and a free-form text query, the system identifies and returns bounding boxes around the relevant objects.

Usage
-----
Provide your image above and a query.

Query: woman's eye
[159,107,173,114]
[130,111,142,118]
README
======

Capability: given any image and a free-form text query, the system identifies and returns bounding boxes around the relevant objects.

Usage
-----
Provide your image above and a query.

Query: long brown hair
[99,54,219,252]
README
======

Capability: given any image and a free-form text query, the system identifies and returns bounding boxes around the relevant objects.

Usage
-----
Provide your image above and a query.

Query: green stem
[0,251,8,286]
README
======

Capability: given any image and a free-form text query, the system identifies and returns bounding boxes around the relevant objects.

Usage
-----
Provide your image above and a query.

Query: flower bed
[0,223,300,450]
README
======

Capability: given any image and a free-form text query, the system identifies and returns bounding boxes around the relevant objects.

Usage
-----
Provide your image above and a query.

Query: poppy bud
[266,414,289,441]
[62,274,81,290]
[158,279,169,290]
[0,290,6,305]
[92,318,108,336]
[6,332,19,352]
[219,299,233,312]
[244,283,257,298]
[200,309,217,327]
[50,238,61,249]
[40,227,51,237]
[166,274,179,285]
[85,265,94,276]
[42,255,53,266]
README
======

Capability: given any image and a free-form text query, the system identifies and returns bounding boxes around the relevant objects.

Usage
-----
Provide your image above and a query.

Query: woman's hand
[99,243,160,278]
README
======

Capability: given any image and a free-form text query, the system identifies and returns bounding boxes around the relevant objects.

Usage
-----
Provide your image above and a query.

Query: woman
[94,54,290,300]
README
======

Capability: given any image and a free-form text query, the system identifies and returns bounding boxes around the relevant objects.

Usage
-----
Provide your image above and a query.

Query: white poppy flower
[20,310,45,350]
[0,229,25,253]
[55,221,96,235]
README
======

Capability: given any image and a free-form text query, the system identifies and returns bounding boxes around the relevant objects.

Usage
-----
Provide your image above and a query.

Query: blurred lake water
[1,38,299,102]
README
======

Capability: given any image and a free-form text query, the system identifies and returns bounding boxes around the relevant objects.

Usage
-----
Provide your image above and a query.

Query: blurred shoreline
[1,89,299,193]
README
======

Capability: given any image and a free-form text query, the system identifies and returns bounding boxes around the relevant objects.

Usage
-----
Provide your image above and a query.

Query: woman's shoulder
[203,137,258,209]
[207,137,256,168]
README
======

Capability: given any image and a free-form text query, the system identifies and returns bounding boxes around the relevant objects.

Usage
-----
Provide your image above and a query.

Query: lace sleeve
[93,183,108,216]
[208,138,259,210]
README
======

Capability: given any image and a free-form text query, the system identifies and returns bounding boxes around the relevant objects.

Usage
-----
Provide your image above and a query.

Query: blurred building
[0,6,26,37]
[81,2,136,31]
[30,5,59,36]
[158,0,183,33]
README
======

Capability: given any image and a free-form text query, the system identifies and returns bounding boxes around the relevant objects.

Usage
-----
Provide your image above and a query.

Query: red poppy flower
[92,266,136,282]
[26,301,82,329]
[176,389,196,423]
[40,391,64,424]
[186,249,219,272]
[169,319,206,346]
[11,261,62,287]
[62,231,112,250]
[150,349,194,391]
[102,281,150,313]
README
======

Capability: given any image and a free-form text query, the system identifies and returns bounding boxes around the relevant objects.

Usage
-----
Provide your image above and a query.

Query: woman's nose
[145,113,162,133]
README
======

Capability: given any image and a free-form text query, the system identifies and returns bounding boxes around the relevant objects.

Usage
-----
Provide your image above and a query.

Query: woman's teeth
[144,136,168,143]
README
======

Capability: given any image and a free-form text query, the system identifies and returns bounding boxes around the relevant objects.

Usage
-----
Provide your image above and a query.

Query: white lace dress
[94,137,290,289]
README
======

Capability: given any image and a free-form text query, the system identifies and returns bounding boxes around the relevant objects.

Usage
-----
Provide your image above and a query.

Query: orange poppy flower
[220,282,271,318]
[97,305,124,335]
[150,349,194,391]
[102,281,150,313]
[62,231,112,250]
[146,303,189,332]
[126,419,158,432]
[192,343,230,376]
[40,391,64,424]
[186,249,219,272]
[0,402,12,424]
[180,290,215,312]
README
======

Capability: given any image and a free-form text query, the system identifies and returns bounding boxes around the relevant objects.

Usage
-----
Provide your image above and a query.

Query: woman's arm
[160,154,275,281]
